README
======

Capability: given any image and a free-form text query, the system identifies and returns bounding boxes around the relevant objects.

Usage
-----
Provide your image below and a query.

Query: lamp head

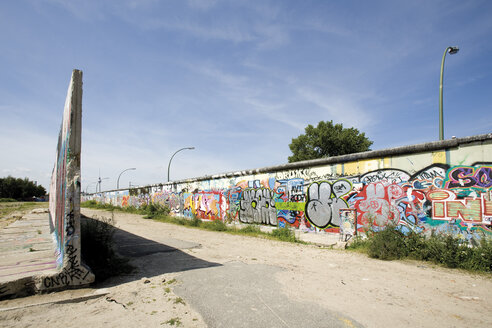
[188,147,195,150]
[448,46,459,54]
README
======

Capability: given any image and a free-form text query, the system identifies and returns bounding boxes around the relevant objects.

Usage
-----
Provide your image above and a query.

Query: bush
[190,215,202,227]
[350,224,492,273]
[202,219,227,231]
[346,236,369,251]
[141,203,170,219]
[367,227,407,260]
[271,227,297,243]
[461,237,492,272]
[238,225,262,235]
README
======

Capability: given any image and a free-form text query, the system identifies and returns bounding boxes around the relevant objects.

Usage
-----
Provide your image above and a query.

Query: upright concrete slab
[0,69,94,299]
[42,69,94,291]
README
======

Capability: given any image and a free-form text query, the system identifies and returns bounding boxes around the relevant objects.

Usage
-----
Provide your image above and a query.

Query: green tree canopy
[288,120,373,163]
[0,176,46,200]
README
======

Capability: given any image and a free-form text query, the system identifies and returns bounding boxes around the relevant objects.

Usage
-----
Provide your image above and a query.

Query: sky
[1,0,491,192]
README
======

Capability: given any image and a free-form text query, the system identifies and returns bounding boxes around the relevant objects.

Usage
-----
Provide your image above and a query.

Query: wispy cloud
[296,87,375,130]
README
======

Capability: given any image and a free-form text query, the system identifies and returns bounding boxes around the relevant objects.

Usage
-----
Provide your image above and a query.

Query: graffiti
[225,187,242,221]
[275,168,319,181]
[239,188,277,225]
[361,169,410,185]
[305,180,352,228]
[152,191,181,213]
[275,178,305,225]
[42,70,94,292]
[444,166,492,190]
[43,244,90,289]
[339,209,357,241]
[183,191,223,220]
[84,161,492,240]
[410,164,448,189]
[428,189,492,223]
[355,182,404,227]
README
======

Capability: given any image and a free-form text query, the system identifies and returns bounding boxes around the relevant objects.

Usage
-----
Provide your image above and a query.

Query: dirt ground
[1,209,491,328]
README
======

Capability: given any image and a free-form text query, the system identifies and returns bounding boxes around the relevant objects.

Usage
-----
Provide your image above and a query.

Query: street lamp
[117,167,136,189]
[439,46,459,141]
[167,147,195,182]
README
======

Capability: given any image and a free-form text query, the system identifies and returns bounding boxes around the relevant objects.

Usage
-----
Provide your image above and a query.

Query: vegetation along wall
[87,134,492,242]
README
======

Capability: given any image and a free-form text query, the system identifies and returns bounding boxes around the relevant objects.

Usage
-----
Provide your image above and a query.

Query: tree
[288,120,373,163]
[0,176,46,200]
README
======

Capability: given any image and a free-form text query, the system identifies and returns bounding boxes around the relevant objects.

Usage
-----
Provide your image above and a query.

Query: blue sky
[1,0,491,192]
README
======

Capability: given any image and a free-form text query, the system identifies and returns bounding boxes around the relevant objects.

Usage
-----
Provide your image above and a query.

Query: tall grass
[347,226,492,273]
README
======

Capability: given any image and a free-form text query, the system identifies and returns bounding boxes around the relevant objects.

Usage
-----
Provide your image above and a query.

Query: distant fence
[86,134,492,242]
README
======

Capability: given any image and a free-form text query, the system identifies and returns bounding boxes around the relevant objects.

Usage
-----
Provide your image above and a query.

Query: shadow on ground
[80,216,221,288]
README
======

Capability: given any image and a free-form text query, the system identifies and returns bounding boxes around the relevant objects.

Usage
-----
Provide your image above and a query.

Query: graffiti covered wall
[43,69,94,290]
[87,134,492,242]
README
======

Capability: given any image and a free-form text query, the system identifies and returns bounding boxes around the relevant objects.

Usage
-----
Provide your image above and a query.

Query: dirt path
[1,209,491,327]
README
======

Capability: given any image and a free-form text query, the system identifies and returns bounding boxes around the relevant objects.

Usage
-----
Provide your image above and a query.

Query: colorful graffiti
[239,188,277,225]
[305,179,352,228]
[44,69,93,291]
[85,163,492,240]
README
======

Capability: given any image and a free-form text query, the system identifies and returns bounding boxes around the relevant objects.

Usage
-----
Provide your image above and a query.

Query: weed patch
[163,317,182,326]
[347,226,492,273]
[271,227,297,243]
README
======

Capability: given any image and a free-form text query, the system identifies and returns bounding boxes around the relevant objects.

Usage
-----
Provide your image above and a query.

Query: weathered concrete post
[37,69,94,290]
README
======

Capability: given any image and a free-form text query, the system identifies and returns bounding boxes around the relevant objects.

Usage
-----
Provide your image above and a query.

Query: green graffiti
[275,202,305,211]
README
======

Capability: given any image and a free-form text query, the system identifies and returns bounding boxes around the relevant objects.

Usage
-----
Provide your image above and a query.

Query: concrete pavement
[175,261,362,328]
[0,211,58,298]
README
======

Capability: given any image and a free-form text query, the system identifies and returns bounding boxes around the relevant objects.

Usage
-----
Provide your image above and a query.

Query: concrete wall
[87,134,492,242]
[43,69,94,290]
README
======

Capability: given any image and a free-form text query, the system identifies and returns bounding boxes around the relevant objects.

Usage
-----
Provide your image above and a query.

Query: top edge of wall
[101,133,492,193]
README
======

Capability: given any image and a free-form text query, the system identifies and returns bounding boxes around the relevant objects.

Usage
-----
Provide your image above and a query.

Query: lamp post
[117,167,136,189]
[167,147,195,182]
[439,46,459,141]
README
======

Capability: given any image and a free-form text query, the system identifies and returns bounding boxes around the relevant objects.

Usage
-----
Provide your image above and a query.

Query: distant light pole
[117,167,136,189]
[439,46,459,141]
[168,147,195,182]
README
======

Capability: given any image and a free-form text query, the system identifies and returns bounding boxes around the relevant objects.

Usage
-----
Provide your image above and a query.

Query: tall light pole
[117,167,136,189]
[168,147,195,182]
[439,46,459,141]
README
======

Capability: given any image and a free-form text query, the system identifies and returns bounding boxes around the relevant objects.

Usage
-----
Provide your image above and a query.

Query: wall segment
[87,134,492,242]
[44,69,94,290]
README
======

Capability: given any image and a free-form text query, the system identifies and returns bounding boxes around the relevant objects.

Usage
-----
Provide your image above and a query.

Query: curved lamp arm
[117,168,136,189]
[168,147,195,182]
[439,46,459,141]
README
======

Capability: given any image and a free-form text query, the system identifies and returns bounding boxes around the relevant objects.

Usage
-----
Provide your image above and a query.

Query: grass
[163,318,182,326]
[347,226,492,273]
[0,198,17,202]
[0,201,49,229]
[80,212,134,283]
[0,201,48,218]
[81,201,304,244]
